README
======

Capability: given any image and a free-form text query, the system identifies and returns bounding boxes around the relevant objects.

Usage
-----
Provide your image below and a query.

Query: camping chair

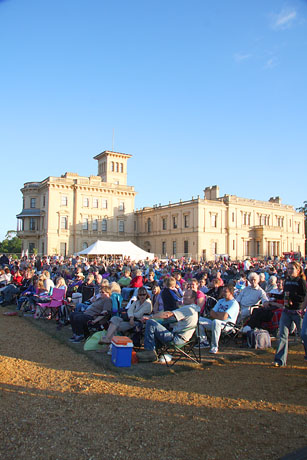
[260,308,283,337]
[36,288,66,320]
[200,295,217,317]
[81,285,95,303]
[220,317,246,346]
[157,316,202,367]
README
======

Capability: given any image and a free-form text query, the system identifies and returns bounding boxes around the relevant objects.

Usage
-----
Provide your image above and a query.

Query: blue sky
[0,0,306,240]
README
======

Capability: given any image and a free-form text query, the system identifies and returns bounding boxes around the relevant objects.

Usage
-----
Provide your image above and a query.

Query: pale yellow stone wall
[135,193,305,261]
[17,153,305,260]
[17,152,136,256]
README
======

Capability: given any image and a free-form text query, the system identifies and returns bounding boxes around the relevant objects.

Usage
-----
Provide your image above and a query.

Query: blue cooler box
[111,336,133,367]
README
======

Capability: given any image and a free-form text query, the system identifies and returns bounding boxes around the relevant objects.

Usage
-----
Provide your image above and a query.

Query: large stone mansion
[17,150,305,260]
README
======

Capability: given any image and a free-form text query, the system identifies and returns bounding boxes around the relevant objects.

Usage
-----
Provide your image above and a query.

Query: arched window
[116,162,119,172]
[120,163,123,173]
[82,242,88,250]
[111,162,114,172]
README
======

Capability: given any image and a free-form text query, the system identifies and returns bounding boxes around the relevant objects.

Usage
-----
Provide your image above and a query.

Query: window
[147,218,152,232]
[172,241,177,255]
[172,216,177,229]
[184,240,189,254]
[102,199,108,209]
[92,219,98,231]
[276,216,284,227]
[162,218,167,230]
[211,214,217,228]
[116,162,119,172]
[29,218,36,231]
[162,241,166,255]
[23,198,25,209]
[82,242,88,250]
[82,217,89,230]
[30,198,36,208]
[60,216,68,230]
[119,201,125,212]
[233,240,235,250]
[118,220,125,232]
[289,219,292,227]
[83,197,89,207]
[61,195,68,206]
[43,195,46,207]
[93,198,99,208]
[184,215,189,228]
[232,212,235,223]
[60,242,67,257]
[242,212,250,226]
[111,162,114,171]
[102,219,107,232]
[256,241,260,256]
[211,242,217,256]
[260,214,269,226]
[120,163,123,173]
[29,243,35,254]
[296,223,300,234]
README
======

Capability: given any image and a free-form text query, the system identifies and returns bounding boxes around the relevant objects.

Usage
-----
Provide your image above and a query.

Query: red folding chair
[261,308,283,336]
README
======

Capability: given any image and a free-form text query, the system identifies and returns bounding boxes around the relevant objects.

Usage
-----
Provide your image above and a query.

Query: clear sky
[0,0,306,240]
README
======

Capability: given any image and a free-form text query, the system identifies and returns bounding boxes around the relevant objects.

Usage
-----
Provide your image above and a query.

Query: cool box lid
[111,336,133,347]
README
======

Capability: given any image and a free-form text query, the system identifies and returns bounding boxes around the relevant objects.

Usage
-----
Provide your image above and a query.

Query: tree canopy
[0,231,22,255]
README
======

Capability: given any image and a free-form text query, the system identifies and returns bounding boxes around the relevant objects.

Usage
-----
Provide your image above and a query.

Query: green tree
[0,234,22,255]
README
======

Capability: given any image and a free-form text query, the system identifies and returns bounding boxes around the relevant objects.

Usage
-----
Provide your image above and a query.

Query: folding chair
[220,318,245,346]
[157,319,202,367]
[260,308,283,337]
[36,288,66,320]
[81,285,95,303]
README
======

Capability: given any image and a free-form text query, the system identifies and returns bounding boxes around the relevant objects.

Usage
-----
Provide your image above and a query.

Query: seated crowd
[0,253,306,365]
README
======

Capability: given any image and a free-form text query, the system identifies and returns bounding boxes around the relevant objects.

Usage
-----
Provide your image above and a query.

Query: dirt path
[0,311,306,460]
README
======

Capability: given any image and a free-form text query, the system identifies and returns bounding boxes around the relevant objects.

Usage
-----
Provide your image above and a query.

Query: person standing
[274,262,307,367]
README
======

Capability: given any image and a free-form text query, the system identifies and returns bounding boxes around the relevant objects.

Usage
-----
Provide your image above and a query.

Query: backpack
[111,292,123,316]
[247,328,271,349]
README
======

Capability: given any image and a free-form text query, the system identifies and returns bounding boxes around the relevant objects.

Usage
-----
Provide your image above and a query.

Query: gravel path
[0,311,306,460]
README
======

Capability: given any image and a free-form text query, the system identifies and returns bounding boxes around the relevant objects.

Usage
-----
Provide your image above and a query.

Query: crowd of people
[0,252,306,366]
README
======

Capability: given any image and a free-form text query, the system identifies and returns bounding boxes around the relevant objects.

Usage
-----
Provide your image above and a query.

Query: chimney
[204,185,220,200]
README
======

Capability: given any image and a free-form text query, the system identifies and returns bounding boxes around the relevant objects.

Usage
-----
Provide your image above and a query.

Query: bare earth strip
[0,312,306,460]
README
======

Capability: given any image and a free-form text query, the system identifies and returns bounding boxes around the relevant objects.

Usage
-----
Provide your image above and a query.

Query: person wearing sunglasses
[100,287,152,344]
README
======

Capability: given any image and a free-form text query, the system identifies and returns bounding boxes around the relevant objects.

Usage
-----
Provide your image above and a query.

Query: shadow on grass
[1,379,307,460]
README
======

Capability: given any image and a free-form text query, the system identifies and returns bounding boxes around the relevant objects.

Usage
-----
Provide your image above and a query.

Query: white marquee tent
[76,240,155,260]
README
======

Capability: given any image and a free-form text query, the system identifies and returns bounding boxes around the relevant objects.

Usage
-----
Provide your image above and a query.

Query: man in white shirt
[236,272,268,319]
[198,285,240,354]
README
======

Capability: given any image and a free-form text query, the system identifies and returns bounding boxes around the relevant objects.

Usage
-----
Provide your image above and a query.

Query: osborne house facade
[17,150,305,261]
